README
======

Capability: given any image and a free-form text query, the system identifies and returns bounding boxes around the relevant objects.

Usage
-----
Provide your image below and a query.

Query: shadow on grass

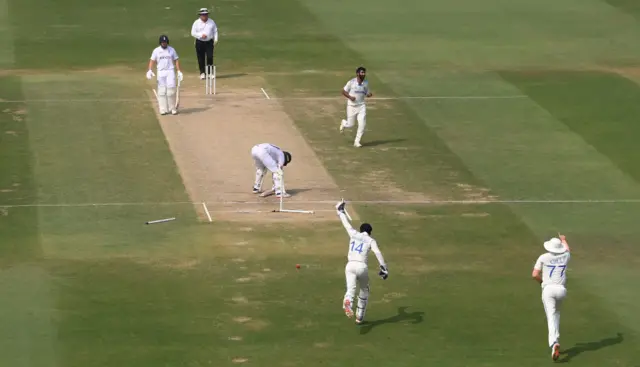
[558,333,624,363]
[362,138,406,147]
[358,306,424,335]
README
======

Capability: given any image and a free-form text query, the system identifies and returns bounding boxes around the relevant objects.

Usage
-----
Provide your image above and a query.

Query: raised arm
[558,233,571,252]
[335,201,358,237]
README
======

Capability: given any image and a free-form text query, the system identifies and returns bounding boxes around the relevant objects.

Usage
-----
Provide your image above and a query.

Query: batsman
[336,200,388,324]
[147,35,183,115]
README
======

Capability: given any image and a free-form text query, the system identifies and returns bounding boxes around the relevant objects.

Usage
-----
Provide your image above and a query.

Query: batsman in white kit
[340,66,373,147]
[147,35,184,115]
[336,200,388,324]
[251,143,292,198]
[531,234,571,361]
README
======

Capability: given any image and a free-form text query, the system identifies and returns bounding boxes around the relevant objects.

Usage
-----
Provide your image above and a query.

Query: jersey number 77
[350,240,364,254]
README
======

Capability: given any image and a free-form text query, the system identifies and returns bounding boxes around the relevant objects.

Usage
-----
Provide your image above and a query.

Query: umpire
[190,8,218,80]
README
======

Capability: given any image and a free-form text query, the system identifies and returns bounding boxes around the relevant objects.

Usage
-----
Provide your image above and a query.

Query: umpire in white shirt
[191,8,219,80]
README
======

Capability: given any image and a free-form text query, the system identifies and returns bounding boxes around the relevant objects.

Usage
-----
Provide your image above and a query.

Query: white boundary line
[260,88,271,100]
[202,202,213,222]
[3,199,640,208]
[0,95,527,103]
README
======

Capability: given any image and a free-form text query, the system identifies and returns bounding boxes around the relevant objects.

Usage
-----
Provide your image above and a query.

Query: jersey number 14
[350,241,364,254]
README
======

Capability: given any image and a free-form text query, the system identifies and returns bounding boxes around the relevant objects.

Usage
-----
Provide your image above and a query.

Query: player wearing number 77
[336,200,388,324]
[531,234,571,361]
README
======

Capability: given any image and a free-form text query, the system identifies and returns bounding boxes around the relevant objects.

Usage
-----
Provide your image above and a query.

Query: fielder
[251,143,292,198]
[147,35,183,115]
[336,200,388,324]
[532,234,571,361]
[340,66,373,147]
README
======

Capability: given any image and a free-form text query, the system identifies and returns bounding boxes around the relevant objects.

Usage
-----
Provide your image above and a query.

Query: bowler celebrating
[340,66,372,147]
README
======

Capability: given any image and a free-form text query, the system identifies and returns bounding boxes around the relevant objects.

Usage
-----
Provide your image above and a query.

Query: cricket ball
[296,264,301,269]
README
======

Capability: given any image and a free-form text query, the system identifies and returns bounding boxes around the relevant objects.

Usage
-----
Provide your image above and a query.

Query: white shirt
[150,46,179,71]
[255,143,285,167]
[339,213,386,266]
[534,252,571,288]
[343,78,369,107]
[191,18,218,42]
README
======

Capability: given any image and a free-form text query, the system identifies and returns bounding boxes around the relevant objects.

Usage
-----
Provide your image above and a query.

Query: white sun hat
[544,237,567,254]
[198,8,209,15]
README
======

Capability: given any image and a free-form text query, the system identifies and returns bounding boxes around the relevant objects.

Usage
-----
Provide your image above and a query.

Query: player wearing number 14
[531,234,571,361]
[335,200,388,325]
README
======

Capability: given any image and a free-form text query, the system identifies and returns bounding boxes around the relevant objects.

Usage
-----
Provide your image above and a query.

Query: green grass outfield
[2,0,640,365]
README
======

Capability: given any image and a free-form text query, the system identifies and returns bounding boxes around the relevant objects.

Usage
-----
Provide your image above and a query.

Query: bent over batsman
[250,143,292,198]
[336,200,388,324]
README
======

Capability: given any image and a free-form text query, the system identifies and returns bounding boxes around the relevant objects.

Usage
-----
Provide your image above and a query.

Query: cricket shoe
[200,73,206,80]
[160,111,169,115]
[354,142,362,148]
[275,192,291,198]
[343,299,354,318]
[171,109,178,115]
[551,342,560,361]
[252,186,261,194]
[340,120,346,133]
[355,317,364,325]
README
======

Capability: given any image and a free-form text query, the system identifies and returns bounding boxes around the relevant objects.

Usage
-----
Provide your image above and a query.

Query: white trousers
[344,261,370,320]
[156,69,176,88]
[542,285,567,347]
[250,145,283,192]
[156,70,177,114]
[342,104,367,144]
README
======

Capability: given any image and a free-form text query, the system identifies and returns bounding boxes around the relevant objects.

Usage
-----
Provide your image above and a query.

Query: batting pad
[166,87,176,111]
[157,85,169,113]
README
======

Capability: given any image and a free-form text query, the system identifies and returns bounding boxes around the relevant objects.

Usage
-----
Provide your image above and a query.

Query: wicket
[205,65,216,95]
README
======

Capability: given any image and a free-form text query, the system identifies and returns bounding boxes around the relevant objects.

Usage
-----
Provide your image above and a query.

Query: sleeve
[343,80,351,93]
[191,20,200,38]
[370,239,387,267]
[150,48,158,61]
[533,255,544,270]
[172,48,179,60]
[275,149,285,167]
[338,212,358,237]
[212,20,219,42]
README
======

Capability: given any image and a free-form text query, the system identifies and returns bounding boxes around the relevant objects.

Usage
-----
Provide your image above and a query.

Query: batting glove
[378,265,389,280]
[146,70,155,80]
[177,71,184,82]
[335,200,346,214]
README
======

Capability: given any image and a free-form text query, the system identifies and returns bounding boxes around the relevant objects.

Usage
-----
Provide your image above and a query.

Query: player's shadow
[217,73,248,79]
[361,138,406,147]
[358,306,424,335]
[178,107,211,115]
[558,332,624,363]
[286,188,312,196]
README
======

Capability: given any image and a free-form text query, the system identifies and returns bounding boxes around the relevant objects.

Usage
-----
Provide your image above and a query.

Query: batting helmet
[283,151,292,166]
[360,223,373,235]
[159,35,169,44]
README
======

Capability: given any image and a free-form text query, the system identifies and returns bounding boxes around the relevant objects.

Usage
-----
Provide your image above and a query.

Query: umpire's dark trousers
[195,39,214,74]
